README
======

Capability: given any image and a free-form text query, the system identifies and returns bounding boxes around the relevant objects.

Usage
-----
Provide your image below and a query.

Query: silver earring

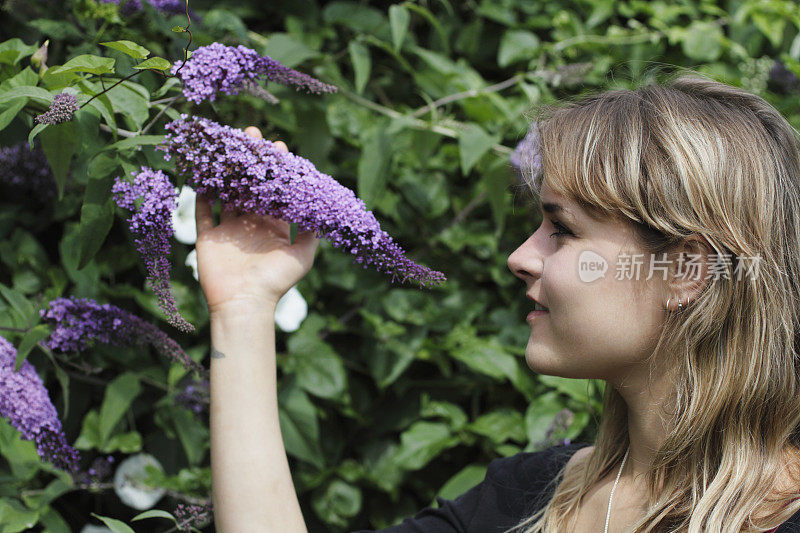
[677,296,683,310]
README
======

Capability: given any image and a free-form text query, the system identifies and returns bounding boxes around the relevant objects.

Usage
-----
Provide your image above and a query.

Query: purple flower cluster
[174,501,213,532]
[75,454,116,486]
[100,0,190,17]
[158,114,446,288]
[0,336,80,473]
[170,43,337,104]
[39,296,207,378]
[112,166,193,333]
[0,141,57,203]
[510,122,543,184]
[174,377,208,419]
[35,92,79,125]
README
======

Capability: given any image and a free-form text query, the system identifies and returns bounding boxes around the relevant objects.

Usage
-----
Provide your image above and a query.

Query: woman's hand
[194,126,321,317]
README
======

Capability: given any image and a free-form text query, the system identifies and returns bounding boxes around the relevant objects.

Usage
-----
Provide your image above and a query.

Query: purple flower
[0,336,80,473]
[170,43,337,104]
[112,166,193,333]
[158,114,446,289]
[0,141,57,203]
[100,0,190,16]
[35,91,79,125]
[510,122,543,183]
[174,501,213,532]
[76,454,116,486]
[174,377,209,419]
[39,296,207,378]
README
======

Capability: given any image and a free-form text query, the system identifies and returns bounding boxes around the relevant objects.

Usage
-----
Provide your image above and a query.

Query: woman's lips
[527,310,549,321]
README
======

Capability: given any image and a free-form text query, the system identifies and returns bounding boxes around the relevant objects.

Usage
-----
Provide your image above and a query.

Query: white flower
[185,248,198,280]
[113,453,166,510]
[275,285,308,332]
[172,185,197,245]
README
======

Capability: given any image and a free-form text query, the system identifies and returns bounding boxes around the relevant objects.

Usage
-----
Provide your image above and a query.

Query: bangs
[521,90,654,226]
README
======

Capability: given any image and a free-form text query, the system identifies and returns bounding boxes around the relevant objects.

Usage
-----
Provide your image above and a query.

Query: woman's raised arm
[196,126,320,532]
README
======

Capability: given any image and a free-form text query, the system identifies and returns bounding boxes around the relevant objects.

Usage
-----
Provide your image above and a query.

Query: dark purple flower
[0,336,80,473]
[112,166,193,333]
[0,141,57,203]
[35,91,79,125]
[39,296,207,378]
[510,122,543,184]
[101,0,189,16]
[158,114,446,289]
[76,454,116,486]
[174,501,213,532]
[174,377,209,419]
[170,43,337,104]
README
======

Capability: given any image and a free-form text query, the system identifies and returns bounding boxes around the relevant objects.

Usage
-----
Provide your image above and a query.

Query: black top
[351,442,800,532]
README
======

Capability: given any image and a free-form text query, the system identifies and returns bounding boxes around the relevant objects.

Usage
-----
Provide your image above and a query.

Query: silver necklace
[604,445,630,533]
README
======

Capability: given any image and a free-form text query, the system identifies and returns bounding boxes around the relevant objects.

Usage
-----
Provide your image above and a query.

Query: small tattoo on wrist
[211,346,226,359]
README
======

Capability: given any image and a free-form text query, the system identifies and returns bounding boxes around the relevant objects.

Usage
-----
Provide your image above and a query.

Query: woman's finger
[244,126,262,139]
[195,193,214,234]
[273,140,289,153]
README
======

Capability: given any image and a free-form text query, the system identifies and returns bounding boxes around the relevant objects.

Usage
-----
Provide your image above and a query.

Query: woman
[198,73,800,532]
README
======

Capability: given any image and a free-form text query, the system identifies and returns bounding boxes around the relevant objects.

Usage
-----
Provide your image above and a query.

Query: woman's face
[507,181,668,383]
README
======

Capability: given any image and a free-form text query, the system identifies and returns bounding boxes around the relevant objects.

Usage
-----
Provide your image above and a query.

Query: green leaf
[458,123,498,175]
[0,498,40,532]
[105,134,165,152]
[27,19,82,40]
[393,421,460,471]
[49,54,116,76]
[102,431,142,454]
[435,464,486,502]
[171,25,186,32]
[357,124,391,210]
[133,56,171,71]
[752,12,786,49]
[682,21,724,61]
[0,38,39,66]
[90,513,135,533]
[20,478,72,509]
[348,41,371,94]
[311,479,362,526]
[538,374,593,404]
[497,30,541,67]
[285,332,347,400]
[131,509,178,524]
[0,85,52,106]
[389,4,410,51]
[465,408,526,444]
[0,282,36,326]
[167,406,208,465]
[100,40,151,60]
[76,174,116,270]
[524,392,566,451]
[98,373,142,446]
[40,121,77,201]
[277,376,325,469]
[28,123,47,149]
[74,410,101,450]
[262,33,319,68]
[0,98,27,133]
[14,324,50,373]
[480,158,510,235]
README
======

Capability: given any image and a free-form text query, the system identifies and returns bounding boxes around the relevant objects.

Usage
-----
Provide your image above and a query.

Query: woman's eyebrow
[537,197,576,220]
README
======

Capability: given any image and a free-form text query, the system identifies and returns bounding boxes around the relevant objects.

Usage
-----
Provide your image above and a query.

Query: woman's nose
[507,238,544,282]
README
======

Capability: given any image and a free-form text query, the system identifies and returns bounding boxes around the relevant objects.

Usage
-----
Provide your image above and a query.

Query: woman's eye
[549,220,572,239]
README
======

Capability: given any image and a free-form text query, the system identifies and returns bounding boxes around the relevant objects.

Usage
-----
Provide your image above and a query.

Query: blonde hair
[508,71,800,532]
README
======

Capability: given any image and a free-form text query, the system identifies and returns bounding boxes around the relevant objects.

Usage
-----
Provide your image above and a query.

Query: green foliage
[0,0,799,531]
